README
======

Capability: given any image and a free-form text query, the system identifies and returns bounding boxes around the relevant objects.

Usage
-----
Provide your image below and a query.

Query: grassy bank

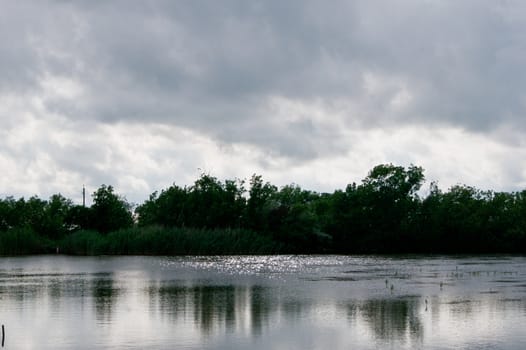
[57,226,285,255]
[0,227,54,255]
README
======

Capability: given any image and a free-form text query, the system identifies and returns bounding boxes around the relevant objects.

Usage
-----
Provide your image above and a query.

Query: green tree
[0,197,17,231]
[269,184,328,251]
[65,204,91,232]
[186,174,246,228]
[19,196,47,234]
[246,174,277,232]
[40,194,73,239]
[328,164,425,253]
[91,185,133,233]
[140,185,189,227]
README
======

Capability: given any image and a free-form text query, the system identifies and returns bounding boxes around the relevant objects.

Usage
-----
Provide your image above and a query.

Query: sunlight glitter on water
[1,255,526,349]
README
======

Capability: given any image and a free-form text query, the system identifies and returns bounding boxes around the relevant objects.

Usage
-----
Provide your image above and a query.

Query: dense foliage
[1,164,525,255]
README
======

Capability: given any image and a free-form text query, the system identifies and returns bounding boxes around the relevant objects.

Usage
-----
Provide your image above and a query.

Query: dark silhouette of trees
[0,194,73,239]
[135,174,246,230]
[66,205,92,231]
[1,164,526,255]
[90,185,133,234]
[246,174,278,232]
[186,174,246,229]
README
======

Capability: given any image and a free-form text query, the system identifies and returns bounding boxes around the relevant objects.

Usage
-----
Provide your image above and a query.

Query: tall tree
[91,185,133,233]
[41,194,73,239]
[246,174,277,232]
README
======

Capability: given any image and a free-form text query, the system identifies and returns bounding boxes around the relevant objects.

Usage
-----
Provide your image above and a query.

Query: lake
[0,255,525,349]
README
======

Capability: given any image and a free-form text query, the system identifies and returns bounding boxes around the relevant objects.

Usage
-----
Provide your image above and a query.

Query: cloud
[1,0,526,202]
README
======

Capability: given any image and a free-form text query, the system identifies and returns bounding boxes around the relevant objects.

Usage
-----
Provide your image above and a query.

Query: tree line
[1,164,525,255]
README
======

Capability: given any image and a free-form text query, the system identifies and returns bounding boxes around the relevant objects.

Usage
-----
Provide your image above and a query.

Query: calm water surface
[1,255,525,349]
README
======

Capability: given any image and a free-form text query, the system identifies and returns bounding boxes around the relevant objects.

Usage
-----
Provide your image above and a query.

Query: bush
[59,230,107,255]
[58,226,284,255]
[0,227,51,255]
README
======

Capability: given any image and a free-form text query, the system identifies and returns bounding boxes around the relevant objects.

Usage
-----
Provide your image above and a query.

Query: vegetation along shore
[1,164,525,256]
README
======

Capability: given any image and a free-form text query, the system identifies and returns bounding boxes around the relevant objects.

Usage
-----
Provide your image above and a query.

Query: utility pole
[82,185,86,207]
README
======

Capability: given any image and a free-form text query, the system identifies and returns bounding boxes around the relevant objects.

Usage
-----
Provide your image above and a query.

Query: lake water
[0,255,525,349]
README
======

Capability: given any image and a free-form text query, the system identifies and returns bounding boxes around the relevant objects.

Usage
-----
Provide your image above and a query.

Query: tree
[41,194,73,239]
[65,205,91,232]
[269,184,328,251]
[359,164,425,251]
[136,184,190,227]
[326,164,425,253]
[91,185,133,233]
[0,197,16,231]
[362,164,424,197]
[186,174,246,228]
[246,174,277,232]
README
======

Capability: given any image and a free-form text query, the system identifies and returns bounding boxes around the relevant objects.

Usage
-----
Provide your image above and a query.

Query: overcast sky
[2,0,526,205]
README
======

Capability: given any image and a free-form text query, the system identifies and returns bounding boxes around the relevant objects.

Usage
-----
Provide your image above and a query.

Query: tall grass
[0,227,52,255]
[59,230,108,255]
[58,226,284,255]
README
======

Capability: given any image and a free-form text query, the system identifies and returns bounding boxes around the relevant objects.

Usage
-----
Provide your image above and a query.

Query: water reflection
[148,284,276,336]
[147,282,429,346]
[349,298,423,346]
[92,274,119,323]
[0,256,526,349]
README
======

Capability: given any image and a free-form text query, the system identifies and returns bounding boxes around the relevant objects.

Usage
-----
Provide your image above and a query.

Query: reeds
[0,227,52,255]
[57,226,284,256]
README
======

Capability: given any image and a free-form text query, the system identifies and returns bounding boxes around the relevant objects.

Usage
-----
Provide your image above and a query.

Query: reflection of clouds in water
[1,256,526,349]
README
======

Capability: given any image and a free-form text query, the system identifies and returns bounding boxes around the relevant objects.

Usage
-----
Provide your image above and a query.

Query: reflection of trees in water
[349,298,423,345]
[150,285,236,334]
[149,284,276,336]
[444,295,526,322]
[0,281,46,304]
[190,285,236,334]
[149,283,526,344]
[92,275,119,323]
[0,272,113,318]
[248,286,273,335]
[48,277,91,313]
[280,300,307,324]
[497,297,526,313]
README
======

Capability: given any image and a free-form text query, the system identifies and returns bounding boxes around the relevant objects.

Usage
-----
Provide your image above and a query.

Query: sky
[2,0,526,205]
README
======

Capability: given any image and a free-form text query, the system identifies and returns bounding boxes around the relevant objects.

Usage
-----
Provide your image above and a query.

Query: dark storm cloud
[3,0,526,161]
